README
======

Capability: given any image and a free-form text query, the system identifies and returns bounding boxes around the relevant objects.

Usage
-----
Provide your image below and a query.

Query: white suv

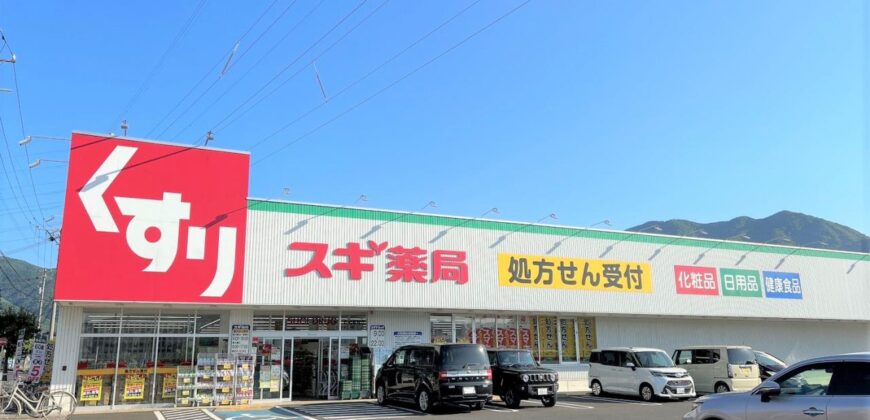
[589,347,696,401]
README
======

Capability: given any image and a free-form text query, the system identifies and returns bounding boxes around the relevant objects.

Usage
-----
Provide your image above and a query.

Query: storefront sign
[539,317,558,360]
[498,254,652,293]
[579,318,596,361]
[286,241,468,284]
[719,268,763,298]
[162,374,177,398]
[80,376,103,402]
[55,133,250,303]
[393,331,423,345]
[11,329,24,378]
[369,325,386,347]
[674,265,719,295]
[123,369,147,400]
[270,365,281,390]
[762,271,803,299]
[28,338,47,382]
[231,324,252,356]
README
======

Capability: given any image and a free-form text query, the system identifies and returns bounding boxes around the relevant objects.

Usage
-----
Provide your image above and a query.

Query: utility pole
[37,268,47,331]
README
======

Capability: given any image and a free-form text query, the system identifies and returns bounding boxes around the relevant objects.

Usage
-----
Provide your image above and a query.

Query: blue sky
[0,0,866,267]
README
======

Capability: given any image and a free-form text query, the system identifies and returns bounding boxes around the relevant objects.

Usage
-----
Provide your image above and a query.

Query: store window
[82,311,122,334]
[154,336,193,404]
[559,318,578,363]
[195,314,224,334]
[121,312,158,334]
[114,336,155,405]
[430,315,452,344]
[475,316,496,348]
[159,314,195,335]
[76,336,119,406]
[454,316,473,344]
[254,314,284,331]
[518,316,538,359]
[496,316,517,349]
[538,316,559,363]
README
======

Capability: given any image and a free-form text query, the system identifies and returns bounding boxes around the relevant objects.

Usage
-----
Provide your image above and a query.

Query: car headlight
[691,401,703,410]
[651,371,665,377]
[554,372,559,381]
[521,374,530,382]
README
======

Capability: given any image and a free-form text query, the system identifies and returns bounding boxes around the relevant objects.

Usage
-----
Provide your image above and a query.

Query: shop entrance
[281,337,364,400]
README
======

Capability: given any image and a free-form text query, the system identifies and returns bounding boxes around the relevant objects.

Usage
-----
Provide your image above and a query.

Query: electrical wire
[253,0,533,166]
[0,115,37,225]
[243,0,483,150]
[107,0,209,130]
[145,0,284,138]
[165,0,368,142]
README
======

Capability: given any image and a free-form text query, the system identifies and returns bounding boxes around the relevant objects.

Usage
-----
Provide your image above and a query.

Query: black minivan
[375,344,493,412]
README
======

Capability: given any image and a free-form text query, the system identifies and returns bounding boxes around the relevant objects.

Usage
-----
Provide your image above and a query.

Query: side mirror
[625,362,636,370]
[756,381,781,402]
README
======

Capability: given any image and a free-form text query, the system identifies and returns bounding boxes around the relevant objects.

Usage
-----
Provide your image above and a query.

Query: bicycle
[1,381,77,419]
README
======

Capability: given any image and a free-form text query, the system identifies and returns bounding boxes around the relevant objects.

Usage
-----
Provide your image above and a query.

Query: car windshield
[440,345,489,370]
[497,351,536,366]
[754,351,787,369]
[727,348,757,365]
[634,351,674,368]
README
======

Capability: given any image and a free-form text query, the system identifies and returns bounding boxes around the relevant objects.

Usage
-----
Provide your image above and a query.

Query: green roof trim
[247,199,869,262]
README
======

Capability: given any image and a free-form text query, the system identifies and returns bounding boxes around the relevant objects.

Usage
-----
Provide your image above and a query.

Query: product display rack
[234,355,255,405]
[195,353,217,406]
[215,354,235,406]
[175,366,196,407]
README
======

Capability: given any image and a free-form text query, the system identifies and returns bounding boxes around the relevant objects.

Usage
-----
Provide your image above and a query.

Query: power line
[244,0,483,150]
[253,0,533,166]
[212,0,393,134]
[107,0,209,130]
[165,0,368,142]
[10,60,47,223]
[145,0,283,138]
[0,114,37,225]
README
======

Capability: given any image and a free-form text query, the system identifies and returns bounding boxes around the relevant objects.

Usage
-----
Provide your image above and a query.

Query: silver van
[673,345,761,394]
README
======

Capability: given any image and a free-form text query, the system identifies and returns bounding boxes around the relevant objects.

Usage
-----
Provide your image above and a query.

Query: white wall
[49,306,83,394]
[596,317,870,364]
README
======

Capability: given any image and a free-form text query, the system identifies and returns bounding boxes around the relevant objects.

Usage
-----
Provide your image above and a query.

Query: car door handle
[802,407,825,417]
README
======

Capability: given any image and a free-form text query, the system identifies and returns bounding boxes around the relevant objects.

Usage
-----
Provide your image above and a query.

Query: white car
[589,347,696,401]
[673,345,761,393]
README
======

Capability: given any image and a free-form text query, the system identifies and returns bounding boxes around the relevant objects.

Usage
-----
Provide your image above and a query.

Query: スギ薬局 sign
[55,133,249,303]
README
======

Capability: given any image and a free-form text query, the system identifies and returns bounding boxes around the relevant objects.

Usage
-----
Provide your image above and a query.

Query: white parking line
[557,402,594,410]
[275,406,318,420]
[565,395,663,406]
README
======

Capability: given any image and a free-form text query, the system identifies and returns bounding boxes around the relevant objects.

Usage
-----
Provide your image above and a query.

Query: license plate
[741,367,751,375]
[676,387,685,394]
[537,388,548,395]
[462,386,475,395]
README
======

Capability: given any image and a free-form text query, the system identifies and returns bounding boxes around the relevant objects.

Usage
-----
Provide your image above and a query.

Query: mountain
[0,256,55,327]
[629,211,869,253]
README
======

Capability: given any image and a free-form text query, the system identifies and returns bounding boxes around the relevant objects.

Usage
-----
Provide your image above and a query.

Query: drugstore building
[48,133,870,409]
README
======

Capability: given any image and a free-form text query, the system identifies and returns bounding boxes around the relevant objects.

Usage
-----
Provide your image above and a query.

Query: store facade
[48,133,870,409]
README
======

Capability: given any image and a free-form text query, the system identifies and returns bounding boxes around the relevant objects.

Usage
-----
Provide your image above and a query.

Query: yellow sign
[123,370,147,401]
[162,374,177,399]
[579,318,597,361]
[79,376,102,402]
[498,254,652,293]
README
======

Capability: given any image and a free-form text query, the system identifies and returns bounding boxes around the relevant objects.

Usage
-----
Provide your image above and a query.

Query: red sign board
[674,265,720,296]
[55,133,250,303]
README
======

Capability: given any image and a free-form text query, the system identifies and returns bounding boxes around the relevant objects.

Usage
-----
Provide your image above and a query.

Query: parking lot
[66,393,695,420]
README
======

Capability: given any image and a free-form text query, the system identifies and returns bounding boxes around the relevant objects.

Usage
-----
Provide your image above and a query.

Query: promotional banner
[55,133,250,303]
[579,318,597,361]
[560,319,577,360]
[28,338,47,382]
[539,317,558,361]
[80,376,103,402]
[11,330,25,379]
[123,369,147,400]
[161,374,177,399]
[498,254,652,293]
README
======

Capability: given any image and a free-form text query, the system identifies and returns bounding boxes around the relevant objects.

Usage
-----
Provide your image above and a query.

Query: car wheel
[416,388,433,413]
[503,388,520,409]
[542,395,556,407]
[640,384,654,402]
[376,384,387,406]
[715,383,730,393]
[590,380,603,396]
[469,401,484,410]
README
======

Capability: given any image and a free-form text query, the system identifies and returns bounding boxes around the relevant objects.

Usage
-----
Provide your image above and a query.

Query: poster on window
[270,365,281,390]
[518,316,533,350]
[539,317,558,361]
[579,318,597,361]
[80,376,103,402]
[475,327,495,348]
[560,319,577,361]
[123,369,147,400]
[231,324,252,356]
[497,326,517,348]
[161,374,177,398]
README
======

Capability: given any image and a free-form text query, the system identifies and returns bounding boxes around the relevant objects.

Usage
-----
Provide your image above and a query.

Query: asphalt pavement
[65,393,696,420]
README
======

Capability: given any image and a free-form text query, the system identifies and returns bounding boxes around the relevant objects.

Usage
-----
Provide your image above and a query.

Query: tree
[0,307,38,376]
